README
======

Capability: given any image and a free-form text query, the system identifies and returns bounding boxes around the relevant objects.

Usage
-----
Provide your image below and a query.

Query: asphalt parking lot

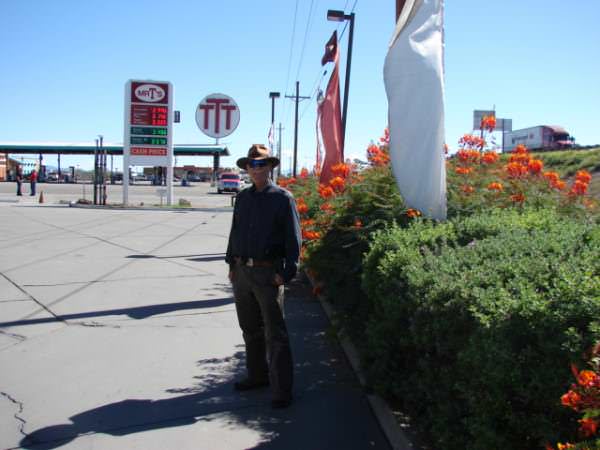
[0,196,392,450]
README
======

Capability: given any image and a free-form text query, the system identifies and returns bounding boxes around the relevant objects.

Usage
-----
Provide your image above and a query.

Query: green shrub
[304,166,405,341]
[362,208,600,449]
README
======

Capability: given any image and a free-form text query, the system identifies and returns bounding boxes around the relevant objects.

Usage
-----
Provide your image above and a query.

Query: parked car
[217,173,241,194]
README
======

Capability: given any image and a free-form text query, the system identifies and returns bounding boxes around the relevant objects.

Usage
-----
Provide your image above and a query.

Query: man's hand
[273,273,284,286]
[228,270,234,282]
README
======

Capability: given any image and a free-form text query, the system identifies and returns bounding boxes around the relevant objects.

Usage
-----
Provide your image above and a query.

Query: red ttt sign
[195,93,240,139]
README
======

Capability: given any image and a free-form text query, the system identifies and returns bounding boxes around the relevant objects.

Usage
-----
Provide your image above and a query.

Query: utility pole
[93,138,98,205]
[277,122,284,178]
[285,81,310,177]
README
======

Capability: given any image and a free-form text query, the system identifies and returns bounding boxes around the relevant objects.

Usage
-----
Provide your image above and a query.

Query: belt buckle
[246,257,254,267]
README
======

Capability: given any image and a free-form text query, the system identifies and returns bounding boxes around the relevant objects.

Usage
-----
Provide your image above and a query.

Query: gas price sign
[124,80,173,166]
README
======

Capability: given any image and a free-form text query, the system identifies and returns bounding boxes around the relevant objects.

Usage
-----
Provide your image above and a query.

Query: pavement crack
[0,271,65,325]
[1,391,27,438]
[0,329,26,342]
[73,321,121,329]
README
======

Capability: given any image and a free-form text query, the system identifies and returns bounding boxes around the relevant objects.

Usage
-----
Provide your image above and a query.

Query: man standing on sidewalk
[226,144,302,409]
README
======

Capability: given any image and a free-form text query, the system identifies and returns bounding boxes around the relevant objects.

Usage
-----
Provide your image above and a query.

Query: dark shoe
[234,379,269,391]
[271,397,293,409]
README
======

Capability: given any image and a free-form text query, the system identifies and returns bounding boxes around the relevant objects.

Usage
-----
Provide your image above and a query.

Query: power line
[298,68,328,123]
[295,0,318,81]
[282,0,300,123]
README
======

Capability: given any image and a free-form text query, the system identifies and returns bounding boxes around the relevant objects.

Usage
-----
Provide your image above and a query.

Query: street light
[269,92,280,125]
[327,9,355,160]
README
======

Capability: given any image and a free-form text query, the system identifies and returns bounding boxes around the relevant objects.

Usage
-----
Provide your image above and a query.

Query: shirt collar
[250,180,275,194]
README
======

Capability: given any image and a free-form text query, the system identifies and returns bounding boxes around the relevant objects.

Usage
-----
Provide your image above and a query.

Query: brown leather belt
[234,257,273,267]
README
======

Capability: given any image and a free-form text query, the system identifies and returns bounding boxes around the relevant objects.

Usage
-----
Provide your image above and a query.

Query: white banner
[384,0,447,220]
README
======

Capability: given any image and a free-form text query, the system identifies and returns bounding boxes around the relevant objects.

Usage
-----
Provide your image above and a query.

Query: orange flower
[329,176,346,192]
[481,151,499,164]
[577,370,599,388]
[459,134,485,149]
[578,418,598,437]
[561,390,581,408]
[367,145,390,166]
[481,114,496,132]
[296,201,309,215]
[506,162,528,178]
[457,149,480,163]
[570,180,588,196]
[299,167,309,179]
[514,144,528,154]
[301,219,315,227]
[331,163,350,179]
[455,167,474,175]
[552,180,566,191]
[556,443,575,450]
[318,184,335,199]
[510,193,526,203]
[406,208,421,218]
[543,171,560,183]
[379,127,390,144]
[575,170,592,184]
[487,182,503,191]
[354,219,363,228]
[527,159,544,174]
[461,184,475,194]
[509,153,531,165]
[302,230,322,240]
[320,202,334,212]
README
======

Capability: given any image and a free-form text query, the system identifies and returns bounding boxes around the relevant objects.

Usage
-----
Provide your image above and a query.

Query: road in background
[0,182,243,208]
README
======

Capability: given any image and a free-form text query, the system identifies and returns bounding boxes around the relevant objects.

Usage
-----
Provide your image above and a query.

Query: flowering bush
[279,125,599,449]
[447,118,598,219]
[547,345,600,450]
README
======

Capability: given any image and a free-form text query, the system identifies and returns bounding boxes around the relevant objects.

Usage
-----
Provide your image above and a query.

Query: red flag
[319,32,343,185]
[315,91,323,174]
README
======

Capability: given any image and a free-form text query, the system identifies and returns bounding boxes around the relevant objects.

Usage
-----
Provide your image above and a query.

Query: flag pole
[396,0,407,20]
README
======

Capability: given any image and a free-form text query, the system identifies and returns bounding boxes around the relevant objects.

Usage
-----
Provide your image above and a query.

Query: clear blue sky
[2,0,599,172]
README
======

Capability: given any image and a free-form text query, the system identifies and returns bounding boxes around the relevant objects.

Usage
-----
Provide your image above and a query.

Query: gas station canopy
[0,142,229,157]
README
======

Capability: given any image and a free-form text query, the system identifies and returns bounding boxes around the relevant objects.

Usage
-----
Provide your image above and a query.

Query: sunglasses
[248,160,269,168]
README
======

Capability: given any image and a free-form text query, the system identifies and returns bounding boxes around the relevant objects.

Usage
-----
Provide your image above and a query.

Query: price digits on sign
[130,136,168,146]
[130,127,168,136]
[151,106,167,126]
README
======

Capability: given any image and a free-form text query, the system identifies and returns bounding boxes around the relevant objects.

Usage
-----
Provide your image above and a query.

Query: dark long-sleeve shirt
[226,181,302,282]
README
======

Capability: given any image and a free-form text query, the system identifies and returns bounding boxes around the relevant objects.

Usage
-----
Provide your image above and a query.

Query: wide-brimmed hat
[236,144,280,169]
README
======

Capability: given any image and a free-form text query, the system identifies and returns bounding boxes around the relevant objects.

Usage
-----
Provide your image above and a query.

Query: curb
[305,272,416,450]
[66,203,233,212]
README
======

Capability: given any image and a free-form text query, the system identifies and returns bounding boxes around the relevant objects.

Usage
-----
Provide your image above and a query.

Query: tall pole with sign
[195,93,240,184]
[123,80,173,205]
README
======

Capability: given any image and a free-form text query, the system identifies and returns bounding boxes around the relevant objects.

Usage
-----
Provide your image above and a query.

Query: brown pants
[231,264,293,400]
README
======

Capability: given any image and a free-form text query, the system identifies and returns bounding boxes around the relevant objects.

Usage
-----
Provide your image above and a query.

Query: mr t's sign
[124,80,173,167]
[195,93,240,139]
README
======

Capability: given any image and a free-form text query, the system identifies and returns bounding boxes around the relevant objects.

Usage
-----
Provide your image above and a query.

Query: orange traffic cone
[38,191,44,203]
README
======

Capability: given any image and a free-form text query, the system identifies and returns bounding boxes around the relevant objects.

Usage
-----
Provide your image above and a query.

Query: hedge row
[360,209,600,449]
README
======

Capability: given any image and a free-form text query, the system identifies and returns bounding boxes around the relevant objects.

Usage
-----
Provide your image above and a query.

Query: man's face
[247,160,272,185]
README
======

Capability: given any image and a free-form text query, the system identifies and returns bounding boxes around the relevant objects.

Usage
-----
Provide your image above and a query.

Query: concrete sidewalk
[0,203,391,450]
